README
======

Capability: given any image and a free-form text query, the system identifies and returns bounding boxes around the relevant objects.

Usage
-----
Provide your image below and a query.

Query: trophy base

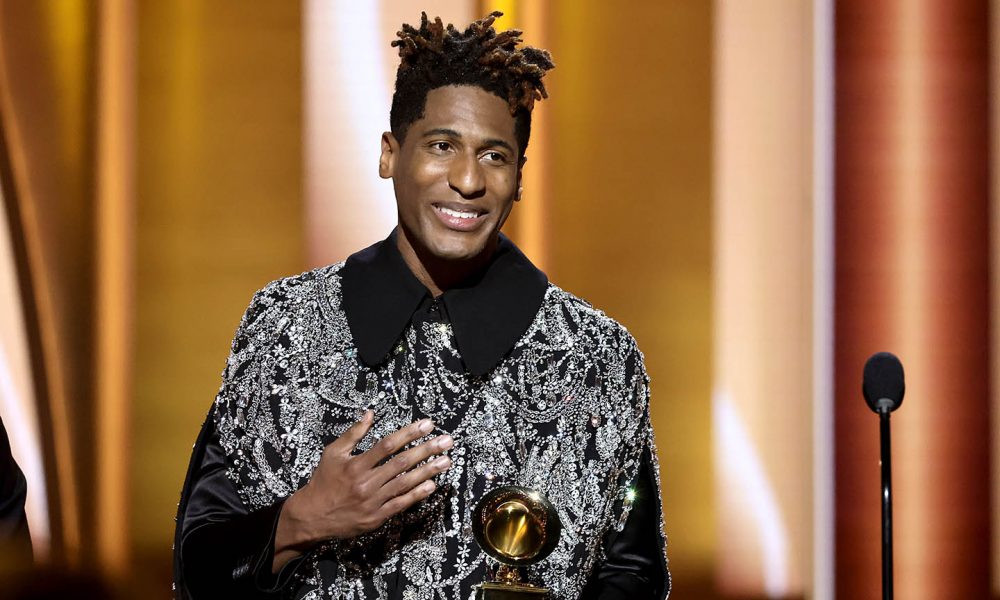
[474,582,550,600]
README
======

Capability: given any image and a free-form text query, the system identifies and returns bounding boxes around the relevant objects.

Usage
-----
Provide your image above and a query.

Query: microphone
[863,352,905,414]
[862,351,905,600]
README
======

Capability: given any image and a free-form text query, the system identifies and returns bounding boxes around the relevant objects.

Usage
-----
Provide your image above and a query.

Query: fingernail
[435,456,451,469]
[419,420,434,434]
[421,481,436,493]
[437,435,454,449]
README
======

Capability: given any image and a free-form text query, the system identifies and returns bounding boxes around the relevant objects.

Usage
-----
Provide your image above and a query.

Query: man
[175,12,669,599]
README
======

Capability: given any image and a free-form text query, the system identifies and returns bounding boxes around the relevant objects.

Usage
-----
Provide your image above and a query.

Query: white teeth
[438,206,479,219]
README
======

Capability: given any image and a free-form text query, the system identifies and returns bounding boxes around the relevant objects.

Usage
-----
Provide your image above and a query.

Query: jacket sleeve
[173,286,312,598]
[0,415,32,570]
[580,338,670,600]
[173,410,305,599]
[579,446,669,599]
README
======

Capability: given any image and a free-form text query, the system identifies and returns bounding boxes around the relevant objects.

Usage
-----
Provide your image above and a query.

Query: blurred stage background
[0,0,996,598]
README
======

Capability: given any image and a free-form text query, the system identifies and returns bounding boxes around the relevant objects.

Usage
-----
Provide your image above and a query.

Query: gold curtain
[133,0,304,591]
[0,1,305,594]
[0,0,97,569]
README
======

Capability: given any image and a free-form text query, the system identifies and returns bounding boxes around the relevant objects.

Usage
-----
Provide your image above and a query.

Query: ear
[515,155,527,201]
[379,132,399,179]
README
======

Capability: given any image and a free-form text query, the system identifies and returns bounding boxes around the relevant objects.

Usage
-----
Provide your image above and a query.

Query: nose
[448,154,486,198]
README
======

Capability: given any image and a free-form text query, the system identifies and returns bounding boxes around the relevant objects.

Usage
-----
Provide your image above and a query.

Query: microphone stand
[878,405,893,600]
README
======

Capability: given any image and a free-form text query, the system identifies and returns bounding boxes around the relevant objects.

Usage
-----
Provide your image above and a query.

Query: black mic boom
[863,352,905,413]
[862,351,905,600]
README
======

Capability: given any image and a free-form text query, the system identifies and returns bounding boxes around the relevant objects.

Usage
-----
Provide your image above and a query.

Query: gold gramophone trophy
[472,485,562,600]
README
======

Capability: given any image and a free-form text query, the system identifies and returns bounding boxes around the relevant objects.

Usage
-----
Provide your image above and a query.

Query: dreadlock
[390,11,555,157]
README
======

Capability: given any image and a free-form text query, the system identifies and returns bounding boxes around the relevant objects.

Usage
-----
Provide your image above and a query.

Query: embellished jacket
[174,232,669,599]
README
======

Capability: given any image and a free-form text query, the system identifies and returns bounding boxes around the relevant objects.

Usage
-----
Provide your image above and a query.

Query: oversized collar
[340,229,549,376]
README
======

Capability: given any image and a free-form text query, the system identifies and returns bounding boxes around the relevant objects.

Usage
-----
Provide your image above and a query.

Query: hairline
[391,83,531,157]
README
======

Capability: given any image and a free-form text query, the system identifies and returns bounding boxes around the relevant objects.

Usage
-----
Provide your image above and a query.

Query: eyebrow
[421,127,516,154]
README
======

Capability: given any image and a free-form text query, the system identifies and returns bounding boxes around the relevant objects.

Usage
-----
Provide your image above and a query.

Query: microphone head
[862,352,905,413]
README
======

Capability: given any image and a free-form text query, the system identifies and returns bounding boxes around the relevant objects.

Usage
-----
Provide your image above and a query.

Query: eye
[429,141,453,153]
[481,151,508,163]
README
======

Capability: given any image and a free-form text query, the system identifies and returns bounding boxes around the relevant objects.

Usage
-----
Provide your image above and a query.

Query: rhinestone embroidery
[212,264,669,599]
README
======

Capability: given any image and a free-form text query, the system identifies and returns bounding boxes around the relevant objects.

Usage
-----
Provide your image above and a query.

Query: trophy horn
[472,486,562,599]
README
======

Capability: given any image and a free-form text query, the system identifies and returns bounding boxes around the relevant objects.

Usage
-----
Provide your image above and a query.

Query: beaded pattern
[214,264,669,599]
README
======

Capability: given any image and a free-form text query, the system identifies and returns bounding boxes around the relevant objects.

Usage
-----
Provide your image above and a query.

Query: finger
[372,433,453,486]
[380,480,437,519]
[328,410,373,456]
[358,418,434,469]
[380,454,451,500]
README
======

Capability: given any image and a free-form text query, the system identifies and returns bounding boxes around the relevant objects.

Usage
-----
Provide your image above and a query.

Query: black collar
[340,230,548,376]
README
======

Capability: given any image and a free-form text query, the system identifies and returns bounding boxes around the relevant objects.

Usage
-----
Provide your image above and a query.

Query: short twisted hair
[390,11,555,156]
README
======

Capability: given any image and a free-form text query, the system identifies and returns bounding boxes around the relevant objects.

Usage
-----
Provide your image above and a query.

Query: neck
[396,228,497,297]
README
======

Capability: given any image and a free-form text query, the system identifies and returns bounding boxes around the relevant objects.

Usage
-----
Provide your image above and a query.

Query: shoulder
[220,263,348,371]
[237,263,345,334]
[246,263,344,311]
[543,285,651,447]
[542,284,644,363]
[214,264,348,449]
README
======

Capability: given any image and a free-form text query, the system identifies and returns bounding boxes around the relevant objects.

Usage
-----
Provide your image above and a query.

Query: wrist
[277,487,320,551]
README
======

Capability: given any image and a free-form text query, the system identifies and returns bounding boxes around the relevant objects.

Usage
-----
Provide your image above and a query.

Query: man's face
[380,85,523,263]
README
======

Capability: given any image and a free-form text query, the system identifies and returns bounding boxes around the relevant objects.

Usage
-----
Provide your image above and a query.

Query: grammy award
[472,485,562,600]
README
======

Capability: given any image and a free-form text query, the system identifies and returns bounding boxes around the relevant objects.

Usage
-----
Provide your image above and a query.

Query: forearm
[181,502,287,598]
[176,412,306,598]
[582,447,669,599]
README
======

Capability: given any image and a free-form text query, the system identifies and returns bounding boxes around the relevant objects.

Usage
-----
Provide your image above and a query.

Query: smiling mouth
[433,204,485,220]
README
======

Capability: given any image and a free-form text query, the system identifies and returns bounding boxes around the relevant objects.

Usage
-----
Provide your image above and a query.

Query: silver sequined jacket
[190,245,669,599]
